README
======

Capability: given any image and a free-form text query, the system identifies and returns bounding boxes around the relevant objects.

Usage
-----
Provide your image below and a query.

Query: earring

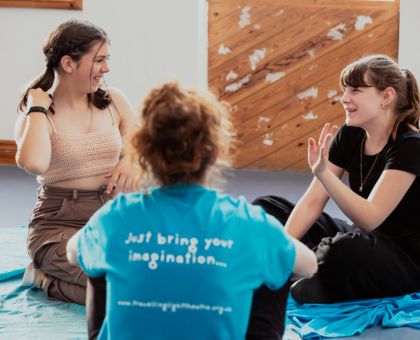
[381,103,387,110]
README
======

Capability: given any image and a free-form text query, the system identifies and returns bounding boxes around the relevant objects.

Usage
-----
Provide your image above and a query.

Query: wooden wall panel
[0,0,82,10]
[208,0,399,172]
[0,140,17,165]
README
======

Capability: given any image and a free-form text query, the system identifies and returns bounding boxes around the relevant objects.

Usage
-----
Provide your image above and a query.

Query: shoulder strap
[46,114,57,134]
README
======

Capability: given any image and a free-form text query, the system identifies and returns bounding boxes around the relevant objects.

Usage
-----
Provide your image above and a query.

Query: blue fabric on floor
[0,226,86,339]
[286,292,420,339]
[2,226,420,339]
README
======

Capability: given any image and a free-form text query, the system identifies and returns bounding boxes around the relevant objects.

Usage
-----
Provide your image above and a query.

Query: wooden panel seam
[0,0,83,10]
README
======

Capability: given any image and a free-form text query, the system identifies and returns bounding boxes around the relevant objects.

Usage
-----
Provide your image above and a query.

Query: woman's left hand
[105,156,140,195]
[308,123,338,175]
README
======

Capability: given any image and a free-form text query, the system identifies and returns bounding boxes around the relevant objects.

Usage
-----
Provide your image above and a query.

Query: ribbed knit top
[37,117,122,185]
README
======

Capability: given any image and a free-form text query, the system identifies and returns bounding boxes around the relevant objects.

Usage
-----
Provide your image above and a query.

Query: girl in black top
[253,54,420,305]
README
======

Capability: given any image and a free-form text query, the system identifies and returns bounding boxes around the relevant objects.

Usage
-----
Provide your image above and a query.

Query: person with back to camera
[66,82,318,339]
[14,18,138,322]
[252,54,420,304]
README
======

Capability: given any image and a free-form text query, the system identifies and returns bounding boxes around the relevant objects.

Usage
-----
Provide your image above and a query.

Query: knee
[316,232,373,264]
[252,196,294,224]
[252,195,278,206]
[290,277,336,304]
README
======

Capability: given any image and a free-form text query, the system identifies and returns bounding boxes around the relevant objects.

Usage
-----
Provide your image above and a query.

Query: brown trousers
[28,185,112,305]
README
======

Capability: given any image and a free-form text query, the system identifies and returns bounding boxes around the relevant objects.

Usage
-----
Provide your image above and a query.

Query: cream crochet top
[37,109,122,185]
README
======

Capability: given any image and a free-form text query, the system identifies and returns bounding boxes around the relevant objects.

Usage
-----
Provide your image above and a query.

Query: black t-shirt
[329,124,420,260]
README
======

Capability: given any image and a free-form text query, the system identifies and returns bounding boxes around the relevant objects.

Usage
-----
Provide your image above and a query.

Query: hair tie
[46,60,55,69]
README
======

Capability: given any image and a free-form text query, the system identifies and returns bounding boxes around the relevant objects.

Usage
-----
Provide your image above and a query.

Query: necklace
[359,134,381,192]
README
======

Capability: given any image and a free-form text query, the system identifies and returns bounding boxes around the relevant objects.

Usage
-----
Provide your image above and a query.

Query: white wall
[0,0,208,139]
[1,0,419,140]
[1,0,418,227]
[399,0,420,79]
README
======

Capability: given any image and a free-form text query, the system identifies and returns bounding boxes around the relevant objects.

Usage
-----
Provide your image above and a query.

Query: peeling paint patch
[262,133,274,146]
[309,64,317,71]
[302,111,318,120]
[239,6,251,28]
[281,123,288,129]
[218,44,232,55]
[225,74,251,93]
[275,9,284,16]
[226,70,239,81]
[265,72,285,83]
[257,116,270,130]
[249,48,267,70]
[297,87,318,101]
[328,89,341,102]
[328,90,338,98]
[327,23,346,41]
[258,116,270,123]
[307,49,316,58]
[253,24,261,30]
[368,32,374,38]
[355,15,373,31]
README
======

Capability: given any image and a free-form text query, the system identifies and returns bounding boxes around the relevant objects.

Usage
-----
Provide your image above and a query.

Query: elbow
[358,222,378,233]
[66,242,79,266]
[299,254,318,279]
[292,244,319,279]
[16,153,49,174]
[354,211,383,232]
[66,232,81,267]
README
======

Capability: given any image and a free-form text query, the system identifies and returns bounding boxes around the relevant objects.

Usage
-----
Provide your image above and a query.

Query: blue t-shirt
[78,184,296,340]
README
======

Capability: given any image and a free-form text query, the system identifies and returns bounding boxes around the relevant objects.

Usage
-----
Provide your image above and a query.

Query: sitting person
[66,82,317,339]
[15,19,137,319]
[253,54,420,304]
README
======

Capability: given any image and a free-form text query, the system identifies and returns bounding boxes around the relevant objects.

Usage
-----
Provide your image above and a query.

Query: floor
[1,165,419,339]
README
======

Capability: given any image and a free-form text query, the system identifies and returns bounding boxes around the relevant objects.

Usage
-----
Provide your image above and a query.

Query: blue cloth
[0,226,87,339]
[1,226,420,339]
[286,293,420,339]
[78,184,296,340]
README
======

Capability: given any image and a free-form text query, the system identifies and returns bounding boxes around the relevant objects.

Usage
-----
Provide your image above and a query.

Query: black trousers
[86,277,106,340]
[253,195,420,304]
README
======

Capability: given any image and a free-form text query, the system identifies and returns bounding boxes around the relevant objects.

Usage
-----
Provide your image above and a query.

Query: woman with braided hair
[66,82,317,339]
[15,19,138,313]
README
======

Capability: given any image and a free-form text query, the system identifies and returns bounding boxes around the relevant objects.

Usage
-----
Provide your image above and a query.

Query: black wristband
[27,106,48,116]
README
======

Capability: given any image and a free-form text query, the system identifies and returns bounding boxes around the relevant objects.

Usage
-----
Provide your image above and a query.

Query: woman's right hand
[27,88,52,111]
[308,123,338,176]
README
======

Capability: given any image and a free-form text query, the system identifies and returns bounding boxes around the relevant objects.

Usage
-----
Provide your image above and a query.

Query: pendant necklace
[359,134,381,192]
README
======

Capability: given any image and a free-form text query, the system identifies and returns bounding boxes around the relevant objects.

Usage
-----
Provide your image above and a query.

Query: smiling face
[73,40,110,93]
[341,83,384,128]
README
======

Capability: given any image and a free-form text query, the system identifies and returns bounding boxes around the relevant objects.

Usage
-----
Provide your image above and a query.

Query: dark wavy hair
[18,19,111,112]
[340,54,420,135]
[131,82,234,186]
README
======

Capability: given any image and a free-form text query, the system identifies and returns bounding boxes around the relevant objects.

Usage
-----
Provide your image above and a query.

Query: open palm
[308,123,338,175]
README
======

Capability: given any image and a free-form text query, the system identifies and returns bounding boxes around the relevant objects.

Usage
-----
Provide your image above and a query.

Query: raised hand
[27,88,52,112]
[307,123,338,175]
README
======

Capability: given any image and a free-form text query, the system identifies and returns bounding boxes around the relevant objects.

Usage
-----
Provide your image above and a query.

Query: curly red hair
[131,82,234,186]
